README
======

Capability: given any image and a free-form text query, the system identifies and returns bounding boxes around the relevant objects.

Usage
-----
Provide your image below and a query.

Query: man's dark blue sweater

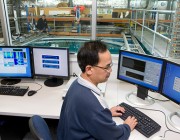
[57,79,131,140]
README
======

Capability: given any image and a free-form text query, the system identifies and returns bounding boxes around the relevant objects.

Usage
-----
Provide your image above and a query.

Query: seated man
[36,14,48,32]
[57,40,137,140]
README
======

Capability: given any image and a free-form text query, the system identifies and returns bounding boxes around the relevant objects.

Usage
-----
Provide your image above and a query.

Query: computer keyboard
[0,85,29,96]
[119,102,161,138]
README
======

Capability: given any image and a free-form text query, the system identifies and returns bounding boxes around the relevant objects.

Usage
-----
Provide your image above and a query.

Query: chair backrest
[29,115,52,140]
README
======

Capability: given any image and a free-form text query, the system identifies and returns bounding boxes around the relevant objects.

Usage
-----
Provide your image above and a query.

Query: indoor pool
[26,37,131,54]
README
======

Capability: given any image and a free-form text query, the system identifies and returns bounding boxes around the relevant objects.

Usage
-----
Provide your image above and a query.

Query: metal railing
[130,9,175,57]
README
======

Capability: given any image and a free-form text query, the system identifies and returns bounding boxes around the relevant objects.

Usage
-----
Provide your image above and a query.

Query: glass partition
[3,0,133,45]
[1,0,177,58]
[4,0,93,46]
[96,0,130,38]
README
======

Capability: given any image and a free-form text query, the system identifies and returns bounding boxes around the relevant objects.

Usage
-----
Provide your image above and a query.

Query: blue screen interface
[0,47,32,77]
[162,62,180,104]
[42,55,60,69]
[33,48,69,77]
[117,51,164,91]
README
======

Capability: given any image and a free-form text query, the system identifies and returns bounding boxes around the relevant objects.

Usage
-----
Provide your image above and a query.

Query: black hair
[77,40,108,72]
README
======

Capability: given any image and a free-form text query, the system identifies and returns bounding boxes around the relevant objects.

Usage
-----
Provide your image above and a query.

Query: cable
[135,106,180,139]
[71,72,78,77]
[148,95,170,102]
[163,129,180,138]
[20,81,43,92]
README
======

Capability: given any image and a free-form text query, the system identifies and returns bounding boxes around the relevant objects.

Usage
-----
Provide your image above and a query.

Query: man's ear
[86,65,93,75]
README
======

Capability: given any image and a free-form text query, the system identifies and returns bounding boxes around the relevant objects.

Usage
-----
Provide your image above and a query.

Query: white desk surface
[106,80,180,140]
[0,78,180,140]
[0,78,64,119]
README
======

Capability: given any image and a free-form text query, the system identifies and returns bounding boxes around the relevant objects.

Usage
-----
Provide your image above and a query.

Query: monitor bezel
[161,60,180,105]
[117,50,166,93]
[31,47,70,80]
[0,46,33,79]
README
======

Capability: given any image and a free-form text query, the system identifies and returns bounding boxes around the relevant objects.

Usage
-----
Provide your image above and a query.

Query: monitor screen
[117,50,165,101]
[162,61,180,104]
[32,47,70,87]
[0,46,32,85]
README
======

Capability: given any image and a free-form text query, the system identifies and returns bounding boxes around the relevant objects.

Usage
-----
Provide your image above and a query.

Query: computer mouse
[151,136,165,140]
[28,90,37,96]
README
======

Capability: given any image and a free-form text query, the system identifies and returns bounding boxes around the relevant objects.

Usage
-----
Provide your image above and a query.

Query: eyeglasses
[93,63,113,72]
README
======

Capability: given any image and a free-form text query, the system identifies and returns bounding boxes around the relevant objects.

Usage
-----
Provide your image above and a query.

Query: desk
[0,78,65,119]
[0,78,180,140]
[105,79,180,140]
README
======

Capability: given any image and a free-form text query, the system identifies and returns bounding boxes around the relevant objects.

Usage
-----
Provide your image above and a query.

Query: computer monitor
[32,47,70,87]
[0,46,33,85]
[161,61,180,130]
[117,50,165,106]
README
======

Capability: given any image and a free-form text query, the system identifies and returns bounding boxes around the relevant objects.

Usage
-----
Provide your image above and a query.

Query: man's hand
[110,106,125,117]
[124,116,138,131]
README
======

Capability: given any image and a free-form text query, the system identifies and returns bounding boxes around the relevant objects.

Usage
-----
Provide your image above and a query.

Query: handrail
[131,9,176,14]
[130,8,174,57]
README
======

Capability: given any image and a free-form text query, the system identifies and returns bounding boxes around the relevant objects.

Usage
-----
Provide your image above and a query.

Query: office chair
[29,115,52,140]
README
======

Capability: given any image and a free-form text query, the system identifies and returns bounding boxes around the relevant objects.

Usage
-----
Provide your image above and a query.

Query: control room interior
[0,0,180,140]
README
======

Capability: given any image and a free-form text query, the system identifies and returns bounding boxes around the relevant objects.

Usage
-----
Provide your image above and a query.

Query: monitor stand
[44,78,64,87]
[126,86,155,106]
[167,112,180,131]
[1,79,21,85]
